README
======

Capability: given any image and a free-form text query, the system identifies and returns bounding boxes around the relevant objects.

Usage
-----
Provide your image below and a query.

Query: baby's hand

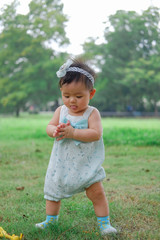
[53,121,71,138]
[53,123,65,137]
[55,121,75,141]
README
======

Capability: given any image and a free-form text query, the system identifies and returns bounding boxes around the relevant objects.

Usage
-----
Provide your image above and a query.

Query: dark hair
[59,58,96,91]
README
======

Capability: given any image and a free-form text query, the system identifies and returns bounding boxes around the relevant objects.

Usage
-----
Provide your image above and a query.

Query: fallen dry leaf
[16,186,25,191]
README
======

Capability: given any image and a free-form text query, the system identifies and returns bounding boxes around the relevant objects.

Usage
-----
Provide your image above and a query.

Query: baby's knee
[86,183,105,202]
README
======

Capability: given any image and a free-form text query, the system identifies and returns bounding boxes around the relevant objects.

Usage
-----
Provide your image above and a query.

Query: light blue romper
[44,105,106,201]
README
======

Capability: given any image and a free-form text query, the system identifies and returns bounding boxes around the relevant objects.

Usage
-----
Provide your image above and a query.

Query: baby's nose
[70,97,76,102]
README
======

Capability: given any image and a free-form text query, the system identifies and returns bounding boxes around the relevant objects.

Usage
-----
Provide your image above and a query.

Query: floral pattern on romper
[44,105,106,201]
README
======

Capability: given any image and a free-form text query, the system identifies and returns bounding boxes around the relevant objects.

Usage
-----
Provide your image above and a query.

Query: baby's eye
[64,96,69,98]
[77,96,82,98]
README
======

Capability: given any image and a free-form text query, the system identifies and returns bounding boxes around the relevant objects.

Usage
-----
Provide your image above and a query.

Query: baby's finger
[53,130,58,137]
[57,128,65,133]
[56,135,64,141]
[58,123,65,128]
[66,120,70,126]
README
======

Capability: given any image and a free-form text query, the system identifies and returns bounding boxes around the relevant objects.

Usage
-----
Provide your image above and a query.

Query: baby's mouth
[70,105,77,110]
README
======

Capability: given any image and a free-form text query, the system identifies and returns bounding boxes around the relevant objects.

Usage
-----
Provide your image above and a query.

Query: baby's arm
[56,109,103,142]
[46,106,62,138]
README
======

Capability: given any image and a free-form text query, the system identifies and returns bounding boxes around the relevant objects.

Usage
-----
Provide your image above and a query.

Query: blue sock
[97,216,110,230]
[36,215,59,229]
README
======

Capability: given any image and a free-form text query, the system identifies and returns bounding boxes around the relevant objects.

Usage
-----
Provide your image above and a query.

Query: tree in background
[83,7,160,113]
[122,54,160,113]
[1,4,160,115]
[0,0,69,116]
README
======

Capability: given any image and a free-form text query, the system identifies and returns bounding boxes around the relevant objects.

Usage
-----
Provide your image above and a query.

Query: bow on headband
[56,59,94,85]
[56,59,73,78]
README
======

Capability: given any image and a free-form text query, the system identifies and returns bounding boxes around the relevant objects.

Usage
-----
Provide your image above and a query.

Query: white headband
[56,59,94,85]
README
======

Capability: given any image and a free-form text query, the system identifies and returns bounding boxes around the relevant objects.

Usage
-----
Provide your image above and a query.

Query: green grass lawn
[0,114,160,239]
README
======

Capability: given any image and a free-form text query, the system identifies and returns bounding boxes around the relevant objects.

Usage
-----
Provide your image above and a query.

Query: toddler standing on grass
[35,58,117,235]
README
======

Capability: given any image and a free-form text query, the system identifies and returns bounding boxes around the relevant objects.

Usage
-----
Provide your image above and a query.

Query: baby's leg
[86,182,117,235]
[35,200,61,229]
[86,182,109,216]
[46,199,61,215]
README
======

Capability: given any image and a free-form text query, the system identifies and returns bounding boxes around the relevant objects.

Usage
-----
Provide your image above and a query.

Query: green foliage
[122,55,160,112]
[0,0,69,116]
[0,115,159,239]
[83,7,160,112]
[1,3,160,115]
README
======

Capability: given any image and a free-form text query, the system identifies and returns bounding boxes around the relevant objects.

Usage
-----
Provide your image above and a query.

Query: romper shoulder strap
[83,106,95,119]
[59,105,68,123]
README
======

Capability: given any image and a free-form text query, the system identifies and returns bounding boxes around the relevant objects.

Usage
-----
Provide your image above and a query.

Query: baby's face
[60,81,92,115]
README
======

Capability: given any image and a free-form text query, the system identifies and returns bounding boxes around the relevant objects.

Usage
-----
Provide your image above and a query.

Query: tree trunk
[154,103,158,116]
[16,107,20,117]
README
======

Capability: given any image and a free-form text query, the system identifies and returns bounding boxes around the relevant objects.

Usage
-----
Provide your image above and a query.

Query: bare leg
[86,182,109,217]
[35,200,61,229]
[46,200,61,215]
[86,182,117,234]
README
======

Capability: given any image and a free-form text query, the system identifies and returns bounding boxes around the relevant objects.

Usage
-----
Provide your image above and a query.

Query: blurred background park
[0,1,160,239]
[0,0,160,117]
